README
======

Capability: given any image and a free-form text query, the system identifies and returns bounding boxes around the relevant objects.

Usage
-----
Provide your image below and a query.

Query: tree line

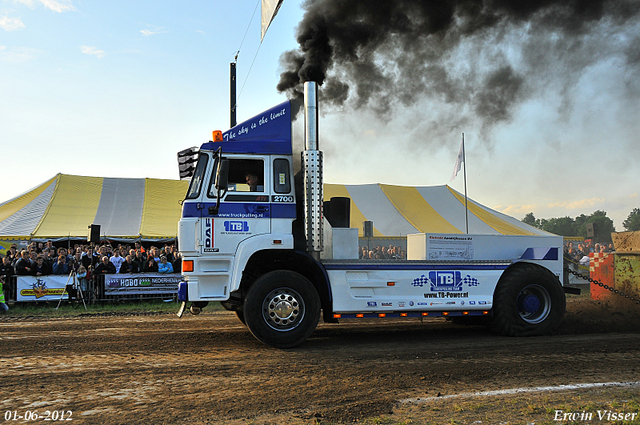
[521,208,640,243]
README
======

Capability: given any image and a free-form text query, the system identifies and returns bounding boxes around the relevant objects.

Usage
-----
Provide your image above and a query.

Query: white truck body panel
[326,265,504,312]
[408,233,563,282]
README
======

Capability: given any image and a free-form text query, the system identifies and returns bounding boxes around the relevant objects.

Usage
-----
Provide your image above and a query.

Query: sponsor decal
[417,302,429,306]
[409,301,414,307]
[224,221,249,232]
[398,302,406,308]
[460,301,465,306]
[204,218,213,250]
[381,302,393,307]
[479,301,487,305]
[424,292,469,299]
[367,301,377,307]
[430,302,444,306]
[412,271,479,291]
[446,301,456,305]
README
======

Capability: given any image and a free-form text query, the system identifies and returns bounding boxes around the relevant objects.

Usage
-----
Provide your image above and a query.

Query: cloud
[140,25,168,36]
[80,45,105,59]
[38,0,73,12]
[0,15,25,31]
[547,198,607,211]
[0,45,40,62]
[13,0,74,12]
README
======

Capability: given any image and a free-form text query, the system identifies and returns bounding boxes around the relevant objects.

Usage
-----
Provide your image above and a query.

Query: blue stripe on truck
[182,202,296,219]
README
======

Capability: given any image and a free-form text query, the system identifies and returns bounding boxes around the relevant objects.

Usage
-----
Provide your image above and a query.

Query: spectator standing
[172,252,182,274]
[120,255,140,274]
[28,250,38,267]
[81,247,94,269]
[1,256,15,281]
[44,249,57,268]
[134,250,146,267]
[76,266,88,292]
[71,251,83,272]
[94,256,116,275]
[150,247,161,264]
[52,255,70,275]
[134,242,145,255]
[33,256,52,276]
[110,251,125,273]
[15,250,32,275]
[6,244,18,262]
[142,257,158,273]
[158,256,173,273]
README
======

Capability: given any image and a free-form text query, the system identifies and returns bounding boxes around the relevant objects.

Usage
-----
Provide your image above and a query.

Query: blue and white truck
[176,82,567,348]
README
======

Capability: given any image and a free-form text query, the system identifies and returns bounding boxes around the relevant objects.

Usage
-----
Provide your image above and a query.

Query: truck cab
[178,102,300,305]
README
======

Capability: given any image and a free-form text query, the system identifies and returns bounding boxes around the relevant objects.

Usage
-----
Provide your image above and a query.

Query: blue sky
[1,0,639,230]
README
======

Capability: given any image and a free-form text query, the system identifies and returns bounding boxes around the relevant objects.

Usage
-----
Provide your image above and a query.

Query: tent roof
[0,174,188,241]
[0,174,548,241]
[325,183,549,237]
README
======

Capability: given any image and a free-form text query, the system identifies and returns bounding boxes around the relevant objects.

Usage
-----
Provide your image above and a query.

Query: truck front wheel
[243,270,320,348]
[492,263,566,336]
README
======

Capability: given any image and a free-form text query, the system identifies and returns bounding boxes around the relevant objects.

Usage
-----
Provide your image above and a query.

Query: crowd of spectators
[360,244,406,260]
[564,240,614,265]
[0,240,182,284]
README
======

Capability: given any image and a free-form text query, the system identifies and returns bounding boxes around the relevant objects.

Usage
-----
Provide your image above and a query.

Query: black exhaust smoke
[278,0,640,134]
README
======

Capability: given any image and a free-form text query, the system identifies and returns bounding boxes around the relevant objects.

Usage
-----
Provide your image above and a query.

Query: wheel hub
[517,284,551,324]
[520,294,541,314]
[263,289,304,331]
[272,296,296,320]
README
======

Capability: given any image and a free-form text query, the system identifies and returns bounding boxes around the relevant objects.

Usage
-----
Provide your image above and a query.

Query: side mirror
[215,159,229,191]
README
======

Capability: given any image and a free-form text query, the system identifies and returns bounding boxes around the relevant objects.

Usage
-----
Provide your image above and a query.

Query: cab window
[273,159,290,194]
[209,158,264,197]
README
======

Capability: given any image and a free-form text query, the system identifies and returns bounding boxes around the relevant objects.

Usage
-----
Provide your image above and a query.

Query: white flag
[261,0,284,41]
[450,138,464,181]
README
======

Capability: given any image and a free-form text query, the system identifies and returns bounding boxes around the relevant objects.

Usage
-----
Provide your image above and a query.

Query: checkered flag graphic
[462,275,479,287]
[412,275,430,287]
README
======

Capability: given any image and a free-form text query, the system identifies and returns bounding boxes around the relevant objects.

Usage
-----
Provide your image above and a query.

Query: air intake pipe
[303,81,323,259]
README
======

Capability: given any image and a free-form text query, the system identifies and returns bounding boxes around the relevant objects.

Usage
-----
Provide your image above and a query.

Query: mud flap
[176,301,187,318]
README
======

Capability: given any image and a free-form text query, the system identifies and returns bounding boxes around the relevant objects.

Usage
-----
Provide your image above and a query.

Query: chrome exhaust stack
[303,81,323,260]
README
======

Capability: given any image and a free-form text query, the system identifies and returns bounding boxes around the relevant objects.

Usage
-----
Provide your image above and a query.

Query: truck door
[203,157,271,255]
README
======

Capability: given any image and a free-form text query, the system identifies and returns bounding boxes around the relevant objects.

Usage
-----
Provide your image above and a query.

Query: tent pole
[462,133,468,234]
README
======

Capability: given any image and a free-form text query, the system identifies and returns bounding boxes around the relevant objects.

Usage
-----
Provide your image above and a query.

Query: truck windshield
[185,154,209,199]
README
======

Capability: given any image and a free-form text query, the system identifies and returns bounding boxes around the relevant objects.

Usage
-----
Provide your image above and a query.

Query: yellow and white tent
[0,174,188,241]
[0,174,546,242]
[325,184,548,237]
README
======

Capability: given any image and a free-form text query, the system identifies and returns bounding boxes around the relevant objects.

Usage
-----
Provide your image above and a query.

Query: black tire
[492,263,566,337]
[243,270,320,348]
[235,310,246,326]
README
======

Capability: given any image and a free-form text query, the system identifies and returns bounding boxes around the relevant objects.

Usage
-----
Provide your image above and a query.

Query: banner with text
[16,275,72,302]
[104,273,180,296]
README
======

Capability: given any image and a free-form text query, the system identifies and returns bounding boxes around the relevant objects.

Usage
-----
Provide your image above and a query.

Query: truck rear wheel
[492,263,565,336]
[243,270,320,348]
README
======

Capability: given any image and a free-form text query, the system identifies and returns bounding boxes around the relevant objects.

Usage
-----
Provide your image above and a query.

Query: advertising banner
[16,275,71,302]
[103,273,180,296]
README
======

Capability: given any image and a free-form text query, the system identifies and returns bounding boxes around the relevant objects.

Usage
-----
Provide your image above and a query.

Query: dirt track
[1,297,639,424]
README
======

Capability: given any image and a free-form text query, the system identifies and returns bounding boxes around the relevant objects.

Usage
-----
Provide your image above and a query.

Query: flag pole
[462,133,468,234]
